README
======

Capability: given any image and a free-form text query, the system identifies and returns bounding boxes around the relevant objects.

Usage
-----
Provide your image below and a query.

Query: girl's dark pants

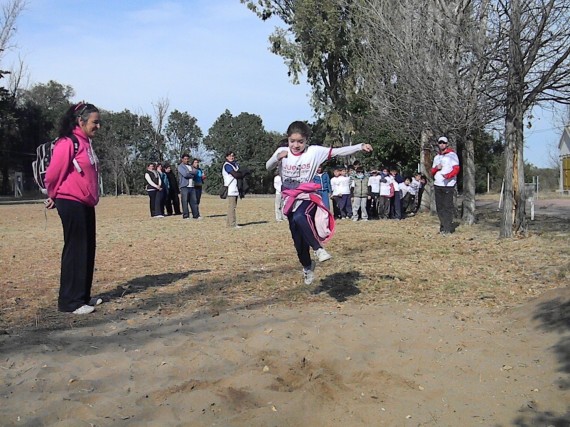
[287,200,321,269]
[55,198,96,312]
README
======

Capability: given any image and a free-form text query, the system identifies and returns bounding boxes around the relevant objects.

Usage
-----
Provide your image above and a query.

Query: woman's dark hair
[286,121,311,139]
[58,102,99,138]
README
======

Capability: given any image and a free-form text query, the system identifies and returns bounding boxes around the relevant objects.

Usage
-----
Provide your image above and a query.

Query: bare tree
[151,97,169,163]
[495,0,570,237]
[0,0,26,60]
[354,0,500,223]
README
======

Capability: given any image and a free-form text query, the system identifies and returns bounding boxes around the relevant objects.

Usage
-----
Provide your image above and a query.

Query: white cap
[438,136,448,144]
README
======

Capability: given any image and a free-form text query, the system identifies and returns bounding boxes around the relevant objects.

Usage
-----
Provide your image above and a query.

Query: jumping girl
[266,121,373,285]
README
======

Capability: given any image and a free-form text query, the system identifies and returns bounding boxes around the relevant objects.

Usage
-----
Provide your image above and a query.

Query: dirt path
[1,288,568,427]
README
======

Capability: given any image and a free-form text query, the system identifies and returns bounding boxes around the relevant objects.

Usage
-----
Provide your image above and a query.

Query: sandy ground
[1,194,568,426]
[1,287,568,427]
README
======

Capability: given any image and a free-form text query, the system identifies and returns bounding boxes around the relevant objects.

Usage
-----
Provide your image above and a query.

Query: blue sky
[3,0,314,134]
[2,0,564,168]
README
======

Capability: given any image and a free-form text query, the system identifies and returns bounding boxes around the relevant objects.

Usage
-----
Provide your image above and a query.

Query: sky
[1,0,565,169]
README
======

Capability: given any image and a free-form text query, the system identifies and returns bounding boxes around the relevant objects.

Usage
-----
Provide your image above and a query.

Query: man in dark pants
[178,153,201,220]
[431,136,460,234]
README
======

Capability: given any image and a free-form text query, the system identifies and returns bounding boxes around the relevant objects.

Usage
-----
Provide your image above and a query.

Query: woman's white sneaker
[72,305,95,315]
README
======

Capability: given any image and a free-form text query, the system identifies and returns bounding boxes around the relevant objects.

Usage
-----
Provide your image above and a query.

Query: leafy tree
[164,109,203,164]
[0,0,28,193]
[0,70,17,193]
[203,110,275,193]
[19,80,74,138]
[242,0,369,146]
[352,116,417,176]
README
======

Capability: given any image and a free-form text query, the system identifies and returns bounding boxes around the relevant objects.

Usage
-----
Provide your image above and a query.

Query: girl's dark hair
[225,150,235,157]
[58,102,99,138]
[286,121,311,139]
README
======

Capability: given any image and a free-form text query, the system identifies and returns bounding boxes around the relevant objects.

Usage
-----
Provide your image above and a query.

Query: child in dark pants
[266,121,373,285]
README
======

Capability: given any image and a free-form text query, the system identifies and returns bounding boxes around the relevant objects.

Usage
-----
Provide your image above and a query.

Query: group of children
[275,162,426,224]
[328,164,426,221]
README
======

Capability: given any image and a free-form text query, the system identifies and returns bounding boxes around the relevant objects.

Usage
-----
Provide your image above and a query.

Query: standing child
[330,168,342,219]
[389,166,403,220]
[266,121,372,285]
[399,177,412,216]
[313,166,331,211]
[408,172,421,215]
[351,166,369,221]
[367,169,381,219]
[337,168,352,219]
[378,167,393,219]
[333,168,352,219]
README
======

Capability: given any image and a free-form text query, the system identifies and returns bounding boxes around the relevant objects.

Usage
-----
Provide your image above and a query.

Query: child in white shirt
[336,168,352,219]
[266,121,373,285]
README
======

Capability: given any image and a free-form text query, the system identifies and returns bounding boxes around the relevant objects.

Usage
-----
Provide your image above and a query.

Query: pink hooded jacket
[45,127,99,207]
[282,182,336,244]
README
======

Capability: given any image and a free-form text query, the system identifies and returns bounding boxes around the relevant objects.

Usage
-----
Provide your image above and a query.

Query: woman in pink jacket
[45,102,102,315]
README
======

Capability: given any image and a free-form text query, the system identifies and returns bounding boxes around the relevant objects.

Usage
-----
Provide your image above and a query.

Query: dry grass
[0,195,568,333]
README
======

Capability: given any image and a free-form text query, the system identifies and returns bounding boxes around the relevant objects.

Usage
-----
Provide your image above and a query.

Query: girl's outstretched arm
[266,148,288,170]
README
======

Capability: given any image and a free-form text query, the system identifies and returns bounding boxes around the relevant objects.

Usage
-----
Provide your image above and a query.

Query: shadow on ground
[533,297,570,390]
[501,296,570,426]
[0,264,313,354]
[313,271,362,302]
[98,270,210,302]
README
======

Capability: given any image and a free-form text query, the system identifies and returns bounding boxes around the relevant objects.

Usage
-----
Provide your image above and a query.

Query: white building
[560,125,570,193]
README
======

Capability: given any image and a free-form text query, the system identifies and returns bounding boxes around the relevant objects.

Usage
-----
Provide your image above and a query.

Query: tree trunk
[461,134,476,225]
[500,121,516,238]
[513,133,527,234]
[419,128,434,213]
[500,0,525,238]
[1,167,10,194]
[114,169,118,197]
[122,175,130,196]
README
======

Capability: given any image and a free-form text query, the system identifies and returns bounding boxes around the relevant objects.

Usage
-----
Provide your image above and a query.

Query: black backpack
[32,134,80,195]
